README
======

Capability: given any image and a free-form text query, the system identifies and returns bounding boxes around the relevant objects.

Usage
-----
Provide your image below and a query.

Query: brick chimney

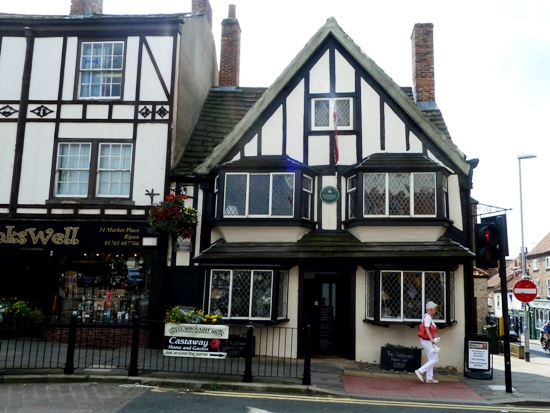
[411,23,436,109]
[219,4,241,87]
[192,0,212,28]
[70,0,103,15]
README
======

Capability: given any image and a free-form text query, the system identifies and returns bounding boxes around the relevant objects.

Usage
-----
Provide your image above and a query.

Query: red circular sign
[513,279,537,303]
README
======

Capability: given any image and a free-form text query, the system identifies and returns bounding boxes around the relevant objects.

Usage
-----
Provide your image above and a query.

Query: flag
[333,109,339,164]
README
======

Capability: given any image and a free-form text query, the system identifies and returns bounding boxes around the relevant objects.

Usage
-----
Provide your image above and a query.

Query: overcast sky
[3,0,550,259]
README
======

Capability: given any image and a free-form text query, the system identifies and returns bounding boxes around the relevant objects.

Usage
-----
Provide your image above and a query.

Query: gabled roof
[194,230,474,264]
[172,87,266,176]
[527,231,550,257]
[193,17,470,177]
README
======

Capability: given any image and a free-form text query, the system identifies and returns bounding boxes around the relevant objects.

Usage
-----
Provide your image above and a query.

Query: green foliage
[164,307,223,325]
[0,298,44,323]
[148,194,198,241]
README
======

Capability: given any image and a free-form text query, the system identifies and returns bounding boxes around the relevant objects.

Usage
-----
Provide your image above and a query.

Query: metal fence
[0,315,311,383]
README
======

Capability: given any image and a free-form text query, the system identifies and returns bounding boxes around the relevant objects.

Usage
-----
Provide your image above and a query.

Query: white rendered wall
[384,103,406,152]
[321,175,337,230]
[285,80,304,163]
[0,37,26,100]
[355,266,466,372]
[0,124,17,204]
[448,175,463,231]
[361,79,380,157]
[124,37,140,101]
[29,38,63,100]
[133,123,168,206]
[308,135,330,166]
[145,37,173,92]
[18,123,55,204]
[58,123,132,139]
[409,131,423,152]
[244,134,258,157]
[337,134,357,166]
[335,50,355,93]
[309,50,330,94]
[261,106,283,155]
[348,225,446,243]
[139,38,171,102]
[213,226,310,243]
[62,37,78,100]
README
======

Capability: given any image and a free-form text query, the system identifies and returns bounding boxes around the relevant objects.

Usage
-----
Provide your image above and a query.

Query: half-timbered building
[172,19,477,370]
[0,0,217,320]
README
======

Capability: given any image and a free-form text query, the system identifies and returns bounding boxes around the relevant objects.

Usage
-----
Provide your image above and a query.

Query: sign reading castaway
[164,323,229,359]
[0,222,150,249]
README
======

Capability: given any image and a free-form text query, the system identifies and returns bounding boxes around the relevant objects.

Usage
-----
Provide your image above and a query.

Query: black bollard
[302,325,312,385]
[243,324,254,383]
[128,316,140,376]
[63,313,78,374]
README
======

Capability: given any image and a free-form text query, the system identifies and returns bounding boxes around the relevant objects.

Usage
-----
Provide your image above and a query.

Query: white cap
[426,301,438,310]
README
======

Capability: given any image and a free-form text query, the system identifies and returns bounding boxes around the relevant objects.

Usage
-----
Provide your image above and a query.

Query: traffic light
[475,224,501,269]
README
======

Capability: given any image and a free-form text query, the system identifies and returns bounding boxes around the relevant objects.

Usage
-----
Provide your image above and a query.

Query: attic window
[311,98,353,131]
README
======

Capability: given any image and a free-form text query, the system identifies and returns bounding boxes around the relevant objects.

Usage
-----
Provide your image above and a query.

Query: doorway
[303,272,354,359]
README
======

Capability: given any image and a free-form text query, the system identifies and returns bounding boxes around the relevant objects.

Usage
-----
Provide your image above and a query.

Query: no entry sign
[513,279,537,303]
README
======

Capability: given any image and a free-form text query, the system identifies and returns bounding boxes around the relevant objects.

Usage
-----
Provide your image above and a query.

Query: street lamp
[518,153,536,362]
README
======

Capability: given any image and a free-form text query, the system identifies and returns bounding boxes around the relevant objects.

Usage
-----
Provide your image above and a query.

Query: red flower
[210,339,221,349]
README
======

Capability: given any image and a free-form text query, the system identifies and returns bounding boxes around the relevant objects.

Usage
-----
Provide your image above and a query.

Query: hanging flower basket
[148,195,198,247]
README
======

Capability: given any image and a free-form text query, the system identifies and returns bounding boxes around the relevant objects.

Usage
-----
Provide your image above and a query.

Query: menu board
[319,306,334,351]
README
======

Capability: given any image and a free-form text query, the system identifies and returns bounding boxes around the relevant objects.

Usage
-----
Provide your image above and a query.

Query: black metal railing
[0,315,312,383]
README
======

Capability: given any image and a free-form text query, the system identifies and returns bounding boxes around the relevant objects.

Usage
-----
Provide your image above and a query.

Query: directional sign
[513,279,537,303]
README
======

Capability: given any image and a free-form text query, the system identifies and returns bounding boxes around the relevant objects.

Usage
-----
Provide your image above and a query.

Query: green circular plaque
[320,186,339,204]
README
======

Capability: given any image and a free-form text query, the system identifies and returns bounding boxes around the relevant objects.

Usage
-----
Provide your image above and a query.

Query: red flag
[333,109,339,164]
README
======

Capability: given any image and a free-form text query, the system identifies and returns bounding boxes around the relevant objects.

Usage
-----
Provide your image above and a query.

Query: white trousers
[418,339,438,380]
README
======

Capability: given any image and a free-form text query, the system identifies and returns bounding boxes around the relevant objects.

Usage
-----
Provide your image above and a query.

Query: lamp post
[518,153,536,362]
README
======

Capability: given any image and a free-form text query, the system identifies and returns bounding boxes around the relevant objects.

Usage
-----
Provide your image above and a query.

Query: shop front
[0,220,163,321]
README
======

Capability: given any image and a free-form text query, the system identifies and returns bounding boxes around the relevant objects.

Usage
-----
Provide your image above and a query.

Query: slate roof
[527,231,550,257]
[172,87,266,176]
[194,230,474,264]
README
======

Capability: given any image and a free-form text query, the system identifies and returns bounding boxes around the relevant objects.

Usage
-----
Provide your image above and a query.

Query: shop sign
[0,223,151,249]
[164,323,229,358]
[320,186,339,204]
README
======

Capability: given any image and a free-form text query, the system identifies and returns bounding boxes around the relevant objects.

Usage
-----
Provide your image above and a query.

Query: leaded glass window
[311,98,353,131]
[301,175,313,220]
[347,175,357,219]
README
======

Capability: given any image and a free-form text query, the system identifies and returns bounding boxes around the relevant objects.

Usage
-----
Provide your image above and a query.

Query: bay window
[208,269,289,320]
[224,172,294,217]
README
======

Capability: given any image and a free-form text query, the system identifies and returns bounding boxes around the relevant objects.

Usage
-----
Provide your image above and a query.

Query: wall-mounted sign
[0,222,151,249]
[320,186,339,204]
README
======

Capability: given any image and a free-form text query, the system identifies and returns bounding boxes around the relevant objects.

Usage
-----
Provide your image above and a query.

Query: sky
[2,0,550,259]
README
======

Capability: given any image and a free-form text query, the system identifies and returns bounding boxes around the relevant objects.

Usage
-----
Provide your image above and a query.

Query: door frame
[298,268,355,359]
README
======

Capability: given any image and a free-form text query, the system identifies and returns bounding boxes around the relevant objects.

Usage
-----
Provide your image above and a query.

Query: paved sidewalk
[1,338,550,407]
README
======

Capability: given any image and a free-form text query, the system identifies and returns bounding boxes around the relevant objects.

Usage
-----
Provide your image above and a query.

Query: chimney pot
[219,4,241,87]
[411,23,436,108]
[70,0,103,15]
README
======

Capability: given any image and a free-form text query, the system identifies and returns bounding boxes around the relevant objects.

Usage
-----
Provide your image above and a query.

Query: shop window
[55,142,132,198]
[55,251,150,321]
[366,270,450,323]
[208,269,288,320]
[363,172,436,217]
[224,173,294,217]
[311,98,353,131]
[79,41,124,99]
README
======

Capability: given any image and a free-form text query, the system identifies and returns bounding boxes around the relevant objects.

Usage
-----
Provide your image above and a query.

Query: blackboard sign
[226,335,255,358]
[380,347,421,372]
[319,306,334,351]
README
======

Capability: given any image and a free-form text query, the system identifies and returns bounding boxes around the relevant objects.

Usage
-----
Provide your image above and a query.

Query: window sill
[363,319,456,329]
[344,217,453,228]
[212,218,315,228]
[46,198,136,206]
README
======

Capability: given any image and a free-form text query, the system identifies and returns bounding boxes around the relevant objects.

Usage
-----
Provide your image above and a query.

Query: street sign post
[513,279,537,303]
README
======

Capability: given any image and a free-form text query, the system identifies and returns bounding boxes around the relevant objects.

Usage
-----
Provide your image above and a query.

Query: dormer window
[311,98,353,131]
